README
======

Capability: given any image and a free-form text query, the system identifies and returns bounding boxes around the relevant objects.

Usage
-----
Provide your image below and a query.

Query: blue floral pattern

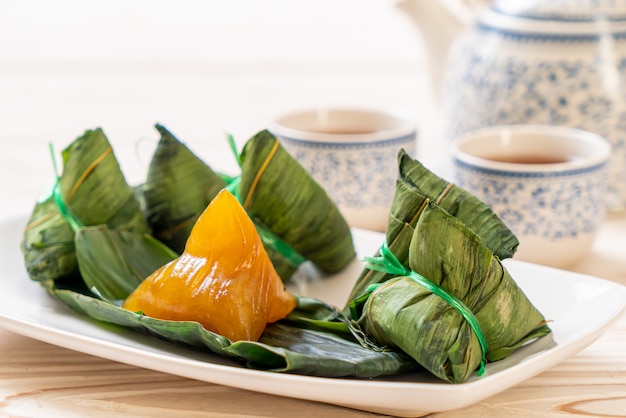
[444,8,626,210]
[454,160,609,240]
[278,135,416,209]
[492,0,626,21]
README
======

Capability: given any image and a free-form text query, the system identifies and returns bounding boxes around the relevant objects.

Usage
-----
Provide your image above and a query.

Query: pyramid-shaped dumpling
[123,189,297,341]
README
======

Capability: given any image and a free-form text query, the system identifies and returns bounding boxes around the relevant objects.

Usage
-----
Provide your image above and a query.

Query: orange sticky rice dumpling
[122,189,297,341]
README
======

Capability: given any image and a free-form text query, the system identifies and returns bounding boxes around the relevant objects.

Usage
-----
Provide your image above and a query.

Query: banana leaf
[345,149,519,306]
[137,127,354,282]
[21,128,150,282]
[238,130,355,275]
[353,202,550,383]
[139,124,227,253]
[75,225,178,302]
[230,322,416,377]
[50,219,415,378]
[47,275,417,378]
[137,126,291,277]
[20,196,78,282]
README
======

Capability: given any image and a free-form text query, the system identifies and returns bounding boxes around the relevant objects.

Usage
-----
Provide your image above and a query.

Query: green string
[225,176,241,200]
[49,143,83,233]
[363,241,488,377]
[254,221,306,268]
[223,134,306,269]
[226,133,241,166]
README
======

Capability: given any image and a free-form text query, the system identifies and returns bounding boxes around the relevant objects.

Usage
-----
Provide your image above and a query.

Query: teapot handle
[439,0,489,25]
[397,0,488,104]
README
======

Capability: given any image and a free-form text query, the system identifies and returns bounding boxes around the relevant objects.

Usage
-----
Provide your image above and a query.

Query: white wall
[0,0,420,61]
[0,0,432,215]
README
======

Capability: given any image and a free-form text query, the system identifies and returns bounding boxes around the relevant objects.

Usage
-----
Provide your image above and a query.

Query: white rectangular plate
[1,216,625,417]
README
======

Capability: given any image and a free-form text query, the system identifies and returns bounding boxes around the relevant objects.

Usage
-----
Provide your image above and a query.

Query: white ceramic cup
[451,125,611,269]
[270,108,417,231]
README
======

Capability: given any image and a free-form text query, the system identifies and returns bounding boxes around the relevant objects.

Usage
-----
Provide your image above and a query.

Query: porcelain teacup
[451,125,611,268]
[270,108,417,231]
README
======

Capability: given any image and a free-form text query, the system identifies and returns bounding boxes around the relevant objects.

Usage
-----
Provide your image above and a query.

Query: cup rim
[270,107,416,143]
[450,124,611,173]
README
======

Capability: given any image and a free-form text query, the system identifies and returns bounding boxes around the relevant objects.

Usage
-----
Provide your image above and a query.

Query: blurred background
[1,0,432,218]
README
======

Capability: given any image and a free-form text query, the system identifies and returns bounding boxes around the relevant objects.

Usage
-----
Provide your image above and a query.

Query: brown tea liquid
[310,129,380,135]
[484,154,571,164]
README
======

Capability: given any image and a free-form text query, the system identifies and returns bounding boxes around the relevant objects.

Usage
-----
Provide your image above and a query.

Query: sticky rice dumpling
[354,202,550,383]
[238,130,355,277]
[139,124,227,253]
[136,127,355,283]
[123,189,297,342]
[346,149,519,305]
[21,128,150,283]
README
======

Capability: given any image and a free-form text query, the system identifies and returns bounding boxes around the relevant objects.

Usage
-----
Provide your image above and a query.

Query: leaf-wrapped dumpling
[137,127,355,282]
[21,128,150,283]
[346,149,519,307]
[238,130,356,278]
[354,202,550,383]
[139,124,227,253]
[123,189,298,342]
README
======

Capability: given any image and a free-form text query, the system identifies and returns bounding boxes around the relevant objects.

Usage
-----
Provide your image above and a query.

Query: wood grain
[2,313,625,418]
[0,329,378,418]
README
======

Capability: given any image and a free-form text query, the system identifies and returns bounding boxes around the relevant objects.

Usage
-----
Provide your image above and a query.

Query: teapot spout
[397,0,478,102]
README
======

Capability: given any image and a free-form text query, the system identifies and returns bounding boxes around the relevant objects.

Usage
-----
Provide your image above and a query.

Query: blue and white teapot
[445,0,626,210]
[402,0,626,210]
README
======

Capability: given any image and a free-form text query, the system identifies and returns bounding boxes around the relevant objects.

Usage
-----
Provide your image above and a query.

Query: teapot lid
[491,0,626,21]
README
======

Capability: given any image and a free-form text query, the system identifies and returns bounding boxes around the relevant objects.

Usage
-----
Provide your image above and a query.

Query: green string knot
[363,241,488,377]
[49,143,83,233]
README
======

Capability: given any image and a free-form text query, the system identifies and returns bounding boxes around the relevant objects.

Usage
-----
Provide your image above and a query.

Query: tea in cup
[451,125,611,268]
[270,108,417,231]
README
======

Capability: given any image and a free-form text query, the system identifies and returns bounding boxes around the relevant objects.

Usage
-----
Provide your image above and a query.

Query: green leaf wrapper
[354,202,550,383]
[138,126,355,282]
[48,280,417,378]
[21,128,150,282]
[239,130,356,276]
[139,124,227,253]
[346,149,519,306]
[37,213,412,378]
[75,226,178,302]
[230,322,416,377]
